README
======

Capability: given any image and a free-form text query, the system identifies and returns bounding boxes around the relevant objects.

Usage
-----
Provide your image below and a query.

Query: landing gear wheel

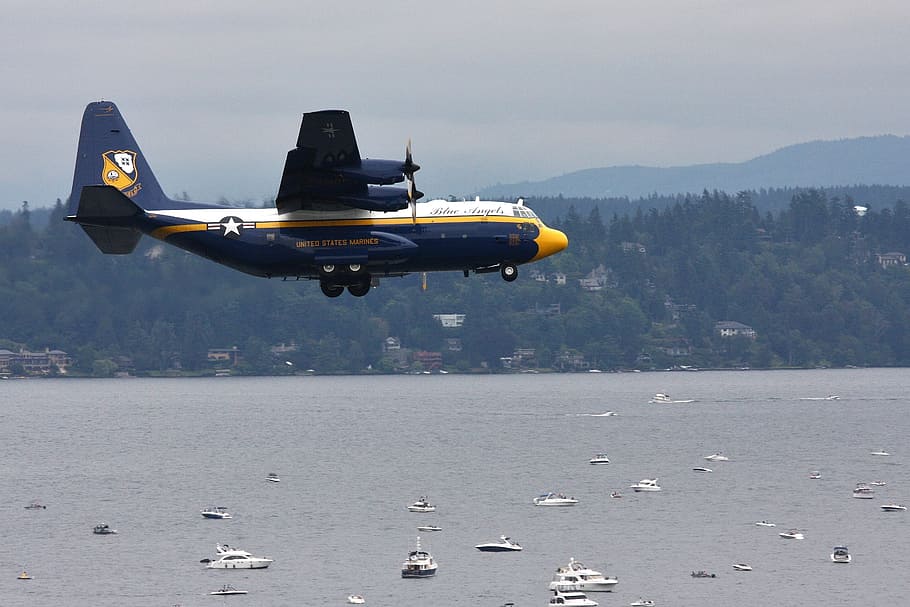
[320,264,339,277]
[347,278,371,297]
[320,282,344,298]
[347,263,365,276]
[500,263,518,282]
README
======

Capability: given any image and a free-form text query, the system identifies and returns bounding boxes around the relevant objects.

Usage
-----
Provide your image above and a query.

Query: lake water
[1,369,908,606]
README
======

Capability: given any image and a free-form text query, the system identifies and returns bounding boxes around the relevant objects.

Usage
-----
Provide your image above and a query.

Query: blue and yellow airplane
[67,101,568,297]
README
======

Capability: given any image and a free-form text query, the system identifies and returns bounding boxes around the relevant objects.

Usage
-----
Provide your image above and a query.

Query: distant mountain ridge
[478,135,910,199]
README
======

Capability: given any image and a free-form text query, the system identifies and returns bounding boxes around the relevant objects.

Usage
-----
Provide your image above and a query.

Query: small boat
[475,535,522,552]
[870,449,891,456]
[93,523,117,535]
[17,571,32,580]
[347,595,365,604]
[610,491,623,498]
[703,452,729,462]
[880,503,907,512]
[534,492,579,506]
[407,496,436,512]
[779,529,804,540]
[649,393,672,404]
[417,525,442,532]
[266,472,281,482]
[549,557,619,592]
[210,585,248,595]
[754,520,776,527]
[24,501,46,510]
[732,563,752,571]
[690,570,716,578]
[870,480,887,486]
[548,590,598,606]
[630,600,654,607]
[401,536,437,578]
[629,478,661,492]
[809,471,821,479]
[830,546,851,563]
[853,484,875,499]
[207,548,273,569]
[589,453,610,465]
[201,505,233,519]
[692,467,713,473]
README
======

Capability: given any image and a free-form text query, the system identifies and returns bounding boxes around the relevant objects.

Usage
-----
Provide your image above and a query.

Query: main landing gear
[319,263,372,297]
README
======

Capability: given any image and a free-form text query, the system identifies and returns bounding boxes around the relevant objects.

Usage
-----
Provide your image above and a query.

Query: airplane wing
[276,110,415,214]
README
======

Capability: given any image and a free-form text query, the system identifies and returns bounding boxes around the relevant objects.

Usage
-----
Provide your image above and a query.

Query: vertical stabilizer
[69,101,170,211]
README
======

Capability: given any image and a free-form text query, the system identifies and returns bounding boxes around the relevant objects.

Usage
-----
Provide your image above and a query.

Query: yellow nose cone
[532,225,569,261]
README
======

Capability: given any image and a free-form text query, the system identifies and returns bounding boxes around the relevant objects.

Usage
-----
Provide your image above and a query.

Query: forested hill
[478,135,910,199]
[3,190,910,376]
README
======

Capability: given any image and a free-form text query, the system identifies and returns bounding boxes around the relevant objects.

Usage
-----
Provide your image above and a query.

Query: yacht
[93,523,117,535]
[417,525,442,532]
[754,521,776,527]
[870,480,887,487]
[830,546,851,563]
[475,535,523,552]
[692,467,713,473]
[548,557,619,592]
[401,537,437,578]
[201,506,233,519]
[691,570,716,578]
[589,453,610,465]
[347,595,365,604]
[630,478,661,492]
[407,496,436,512]
[17,571,32,580]
[534,492,579,506]
[610,491,623,498]
[779,529,804,540]
[853,484,875,499]
[265,472,280,482]
[210,585,248,595]
[703,452,729,462]
[548,590,598,607]
[649,393,672,404]
[206,548,273,569]
[732,563,753,571]
[880,503,907,512]
[630,600,654,607]
[870,449,891,456]
[809,471,821,479]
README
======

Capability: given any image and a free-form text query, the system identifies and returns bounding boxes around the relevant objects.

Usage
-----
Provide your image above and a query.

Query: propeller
[403,139,423,223]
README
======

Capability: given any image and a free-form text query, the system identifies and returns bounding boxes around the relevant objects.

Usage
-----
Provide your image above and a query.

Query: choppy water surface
[1,369,908,606]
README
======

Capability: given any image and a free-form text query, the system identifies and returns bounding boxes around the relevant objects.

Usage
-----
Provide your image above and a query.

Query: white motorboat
[853,484,875,499]
[630,600,654,607]
[830,546,851,563]
[703,452,729,462]
[206,548,273,569]
[610,491,622,498]
[589,453,610,465]
[649,393,672,404]
[534,492,579,506]
[732,563,753,571]
[870,480,887,486]
[201,505,233,519]
[549,590,598,607]
[630,478,661,492]
[93,523,117,535]
[210,584,248,595]
[401,536,437,578]
[347,595,365,604]
[549,557,618,592]
[754,521,776,527]
[779,529,804,540]
[407,496,436,512]
[692,467,713,473]
[809,471,821,479]
[475,535,522,552]
[870,449,891,456]
[266,472,280,482]
[880,503,907,512]
[417,525,442,532]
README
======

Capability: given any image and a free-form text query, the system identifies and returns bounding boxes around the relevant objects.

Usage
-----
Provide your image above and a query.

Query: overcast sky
[2,0,908,211]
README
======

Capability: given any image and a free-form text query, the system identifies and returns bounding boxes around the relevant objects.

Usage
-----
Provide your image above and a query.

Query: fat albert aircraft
[67,101,568,297]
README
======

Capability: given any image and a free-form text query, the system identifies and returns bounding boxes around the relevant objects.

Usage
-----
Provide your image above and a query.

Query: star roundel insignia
[218,216,244,238]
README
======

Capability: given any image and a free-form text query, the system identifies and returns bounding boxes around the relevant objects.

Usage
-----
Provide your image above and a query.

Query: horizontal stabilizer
[67,185,144,254]
[81,225,142,254]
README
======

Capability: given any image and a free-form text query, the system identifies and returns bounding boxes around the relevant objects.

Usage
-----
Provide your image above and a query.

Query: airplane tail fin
[69,101,171,212]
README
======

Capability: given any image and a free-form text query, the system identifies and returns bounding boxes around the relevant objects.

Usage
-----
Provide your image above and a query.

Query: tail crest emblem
[101,150,138,190]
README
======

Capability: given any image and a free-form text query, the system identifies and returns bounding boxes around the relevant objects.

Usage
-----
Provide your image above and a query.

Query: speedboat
[880,503,907,512]
[630,600,654,607]
[548,557,619,592]
[401,536,437,578]
[610,491,623,498]
[17,571,32,580]
[703,452,729,462]
[534,492,579,506]
[475,535,522,552]
[870,480,887,486]
[809,471,821,479]
[589,453,610,465]
[210,585,248,595]
[417,525,442,532]
[206,548,273,569]
[853,484,875,499]
[201,505,232,519]
[732,563,752,571]
[407,496,436,512]
[754,520,776,527]
[93,523,117,535]
[779,529,804,540]
[830,546,851,563]
[548,590,598,606]
[347,595,365,604]
[692,467,713,473]
[649,393,672,404]
[266,472,280,482]
[870,449,891,456]
[24,500,46,510]
[691,570,716,578]
[630,478,661,492]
